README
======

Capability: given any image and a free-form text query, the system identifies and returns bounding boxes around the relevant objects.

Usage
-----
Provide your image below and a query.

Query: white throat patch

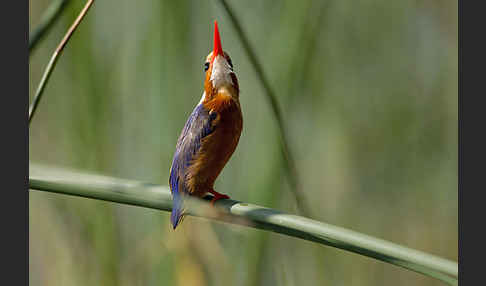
[210,55,233,88]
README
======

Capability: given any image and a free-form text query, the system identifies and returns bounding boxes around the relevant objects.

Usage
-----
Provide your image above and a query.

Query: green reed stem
[29,164,458,285]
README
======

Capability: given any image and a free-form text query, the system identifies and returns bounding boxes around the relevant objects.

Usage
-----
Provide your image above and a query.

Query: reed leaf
[29,164,458,285]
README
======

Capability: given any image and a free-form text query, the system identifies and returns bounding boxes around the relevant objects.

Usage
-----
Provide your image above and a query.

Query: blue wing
[169,103,217,229]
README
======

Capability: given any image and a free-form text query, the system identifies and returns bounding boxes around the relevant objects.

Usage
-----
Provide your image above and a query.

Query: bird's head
[203,21,239,100]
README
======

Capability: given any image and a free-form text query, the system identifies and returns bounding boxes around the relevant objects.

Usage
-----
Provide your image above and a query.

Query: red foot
[208,189,230,205]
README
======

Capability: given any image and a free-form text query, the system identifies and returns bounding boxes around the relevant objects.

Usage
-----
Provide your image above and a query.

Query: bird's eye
[204,62,209,72]
[227,58,233,69]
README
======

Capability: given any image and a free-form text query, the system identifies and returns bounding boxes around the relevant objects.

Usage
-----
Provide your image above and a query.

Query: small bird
[169,21,243,229]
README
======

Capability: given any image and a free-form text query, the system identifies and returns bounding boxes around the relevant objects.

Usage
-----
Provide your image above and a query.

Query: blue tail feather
[171,191,184,229]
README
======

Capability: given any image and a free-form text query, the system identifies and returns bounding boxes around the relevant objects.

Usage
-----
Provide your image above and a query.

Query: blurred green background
[29,0,457,285]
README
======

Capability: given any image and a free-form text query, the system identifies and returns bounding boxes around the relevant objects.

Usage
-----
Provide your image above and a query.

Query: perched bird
[169,21,243,230]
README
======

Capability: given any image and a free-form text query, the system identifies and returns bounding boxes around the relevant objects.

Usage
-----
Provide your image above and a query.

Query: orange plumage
[168,21,242,229]
[185,92,242,197]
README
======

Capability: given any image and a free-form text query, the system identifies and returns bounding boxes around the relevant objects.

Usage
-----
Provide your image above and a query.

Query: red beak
[213,20,223,59]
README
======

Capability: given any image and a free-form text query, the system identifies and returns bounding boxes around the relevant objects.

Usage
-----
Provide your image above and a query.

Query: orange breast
[186,93,243,196]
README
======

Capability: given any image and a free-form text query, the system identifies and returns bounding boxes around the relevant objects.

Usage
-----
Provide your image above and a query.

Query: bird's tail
[170,192,185,229]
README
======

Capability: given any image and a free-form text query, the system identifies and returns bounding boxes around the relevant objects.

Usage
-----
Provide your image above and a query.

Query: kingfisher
[168,21,243,230]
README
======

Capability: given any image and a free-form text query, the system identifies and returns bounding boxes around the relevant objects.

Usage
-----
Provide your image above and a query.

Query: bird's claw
[209,189,230,205]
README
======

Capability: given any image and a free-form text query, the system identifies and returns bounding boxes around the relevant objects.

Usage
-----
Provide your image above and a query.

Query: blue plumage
[168,21,243,230]
[169,103,217,228]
